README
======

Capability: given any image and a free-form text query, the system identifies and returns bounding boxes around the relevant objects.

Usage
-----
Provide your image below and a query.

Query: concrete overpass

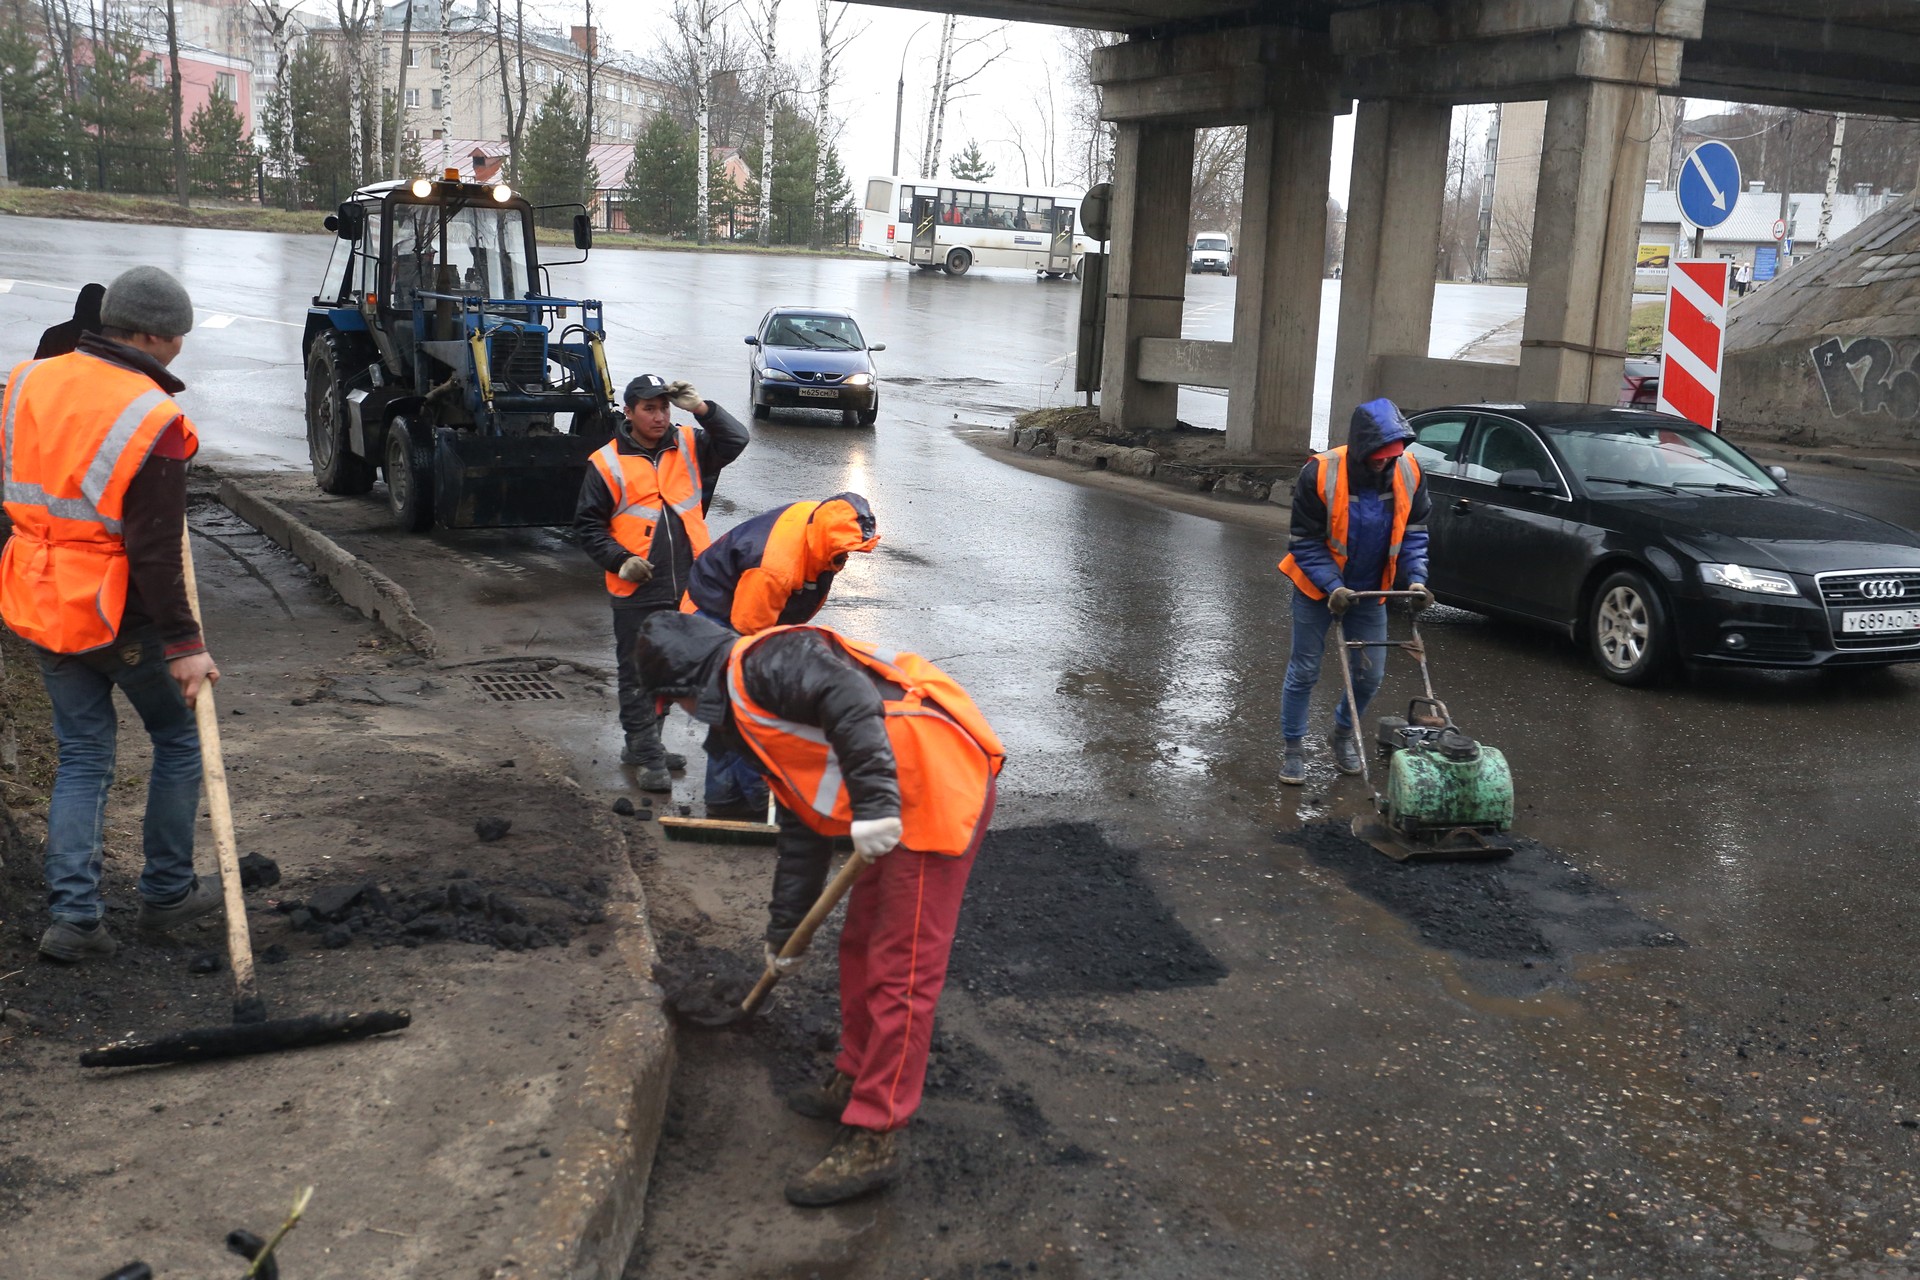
[852,1,1920,455]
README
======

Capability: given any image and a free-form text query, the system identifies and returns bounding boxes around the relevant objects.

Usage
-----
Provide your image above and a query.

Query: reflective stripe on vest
[1277,446,1423,600]
[725,626,1006,855]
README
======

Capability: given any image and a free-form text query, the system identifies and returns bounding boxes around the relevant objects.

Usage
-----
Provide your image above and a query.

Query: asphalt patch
[275,872,608,953]
[1282,819,1682,980]
[951,822,1227,999]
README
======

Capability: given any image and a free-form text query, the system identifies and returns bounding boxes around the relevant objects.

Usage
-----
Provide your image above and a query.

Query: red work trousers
[835,782,996,1132]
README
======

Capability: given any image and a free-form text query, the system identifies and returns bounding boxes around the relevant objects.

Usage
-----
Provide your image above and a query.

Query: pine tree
[0,24,73,186]
[949,138,994,182]
[622,112,696,236]
[815,140,853,245]
[76,22,172,194]
[741,106,817,244]
[287,43,352,207]
[709,148,744,237]
[521,82,593,227]
[186,87,252,200]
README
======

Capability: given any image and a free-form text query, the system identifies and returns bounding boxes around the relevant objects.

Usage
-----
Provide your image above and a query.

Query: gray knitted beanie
[100,266,195,338]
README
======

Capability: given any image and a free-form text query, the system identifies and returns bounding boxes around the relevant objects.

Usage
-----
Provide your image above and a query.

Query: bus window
[1017,196,1053,231]
[864,179,893,214]
[898,186,914,223]
[986,192,1019,229]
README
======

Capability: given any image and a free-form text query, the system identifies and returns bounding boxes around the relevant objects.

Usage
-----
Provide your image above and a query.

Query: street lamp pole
[891,21,929,177]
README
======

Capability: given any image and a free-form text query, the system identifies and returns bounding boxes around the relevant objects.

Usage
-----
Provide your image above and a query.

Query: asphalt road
[7,216,1920,1277]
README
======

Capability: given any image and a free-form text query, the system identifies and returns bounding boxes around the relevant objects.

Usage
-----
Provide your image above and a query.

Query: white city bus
[858,174,1091,278]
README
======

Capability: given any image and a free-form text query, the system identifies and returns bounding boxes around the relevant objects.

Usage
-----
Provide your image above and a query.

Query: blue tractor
[303,171,619,531]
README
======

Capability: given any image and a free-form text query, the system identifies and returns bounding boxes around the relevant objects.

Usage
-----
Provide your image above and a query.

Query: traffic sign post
[1657,260,1732,431]
[1679,141,1741,258]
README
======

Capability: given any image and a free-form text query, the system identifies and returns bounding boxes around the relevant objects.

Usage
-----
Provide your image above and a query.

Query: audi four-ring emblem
[1860,578,1908,599]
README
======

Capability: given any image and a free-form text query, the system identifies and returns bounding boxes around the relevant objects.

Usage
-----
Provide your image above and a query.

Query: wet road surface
[6,216,1920,1276]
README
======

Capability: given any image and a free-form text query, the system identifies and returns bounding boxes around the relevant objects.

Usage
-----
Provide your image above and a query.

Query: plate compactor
[1332,591,1515,861]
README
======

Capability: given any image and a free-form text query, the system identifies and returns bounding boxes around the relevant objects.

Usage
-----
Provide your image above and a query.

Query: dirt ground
[0,505,654,1279]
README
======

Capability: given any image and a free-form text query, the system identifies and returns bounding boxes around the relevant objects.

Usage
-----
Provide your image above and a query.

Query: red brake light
[887,224,895,240]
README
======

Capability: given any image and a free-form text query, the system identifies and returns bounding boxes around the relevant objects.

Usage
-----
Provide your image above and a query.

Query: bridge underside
[851,0,1920,454]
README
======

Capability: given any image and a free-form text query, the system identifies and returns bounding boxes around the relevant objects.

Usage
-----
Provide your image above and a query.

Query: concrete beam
[1093,25,1343,125]
[1341,27,1683,102]
[1680,10,1920,117]
[1226,106,1335,456]
[1099,121,1195,433]
[1331,99,1451,421]
[1516,77,1655,402]
[1372,355,1521,408]
[1137,337,1233,387]
[1331,0,1704,50]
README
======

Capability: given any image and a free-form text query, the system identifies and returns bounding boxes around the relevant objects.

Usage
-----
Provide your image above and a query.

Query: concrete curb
[503,801,675,1280]
[216,479,438,655]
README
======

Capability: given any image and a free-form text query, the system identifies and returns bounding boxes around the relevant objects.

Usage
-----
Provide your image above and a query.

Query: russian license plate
[796,387,838,399]
[1842,608,1920,633]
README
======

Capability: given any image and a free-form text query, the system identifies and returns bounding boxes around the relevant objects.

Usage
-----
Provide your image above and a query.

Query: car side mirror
[1766,465,1788,483]
[868,343,886,352]
[744,335,760,346]
[1498,468,1556,493]
[572,212,593,251]
[331,202,364,242]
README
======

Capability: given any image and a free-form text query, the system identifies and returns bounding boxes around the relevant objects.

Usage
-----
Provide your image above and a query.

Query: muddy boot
[137,876,223,933]
[634,766,673,793]
[38,919,117,963]
[1278,738,1307,786]
[621,727,685,771]
[786,1069,855,1120]
[1330,729,1364,776]
[784,1125,904,1207]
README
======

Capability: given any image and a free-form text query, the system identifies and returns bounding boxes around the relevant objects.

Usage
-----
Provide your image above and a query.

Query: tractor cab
[303,170,619,531]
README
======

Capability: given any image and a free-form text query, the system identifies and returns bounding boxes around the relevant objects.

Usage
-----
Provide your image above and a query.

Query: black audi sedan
[1407,403,1920,684]
[745,308,883,426]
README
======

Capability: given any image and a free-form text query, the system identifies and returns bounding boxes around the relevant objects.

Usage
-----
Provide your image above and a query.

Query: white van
[1190,232,1233,275]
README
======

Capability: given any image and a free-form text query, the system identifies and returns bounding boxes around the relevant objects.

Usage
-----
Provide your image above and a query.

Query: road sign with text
[1679,142,1741,229]
[1657,260,1732,431]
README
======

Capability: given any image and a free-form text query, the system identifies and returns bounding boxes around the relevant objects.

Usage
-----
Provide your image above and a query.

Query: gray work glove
[1326,586,1358,616]
[763,941,803,975]
[1406,582,1435,614]
[664,380,706,415]
[850,816,903,862]
[618,555,653,584]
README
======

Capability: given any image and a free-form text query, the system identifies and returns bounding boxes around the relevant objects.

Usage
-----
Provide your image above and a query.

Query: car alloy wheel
[1588,568,1671,686]
[1596,586,1648,670]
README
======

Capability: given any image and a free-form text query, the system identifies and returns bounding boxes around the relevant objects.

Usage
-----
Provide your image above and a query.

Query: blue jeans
[1281,589,1387,742]
[704,744,770,810]
[33,629,202,923]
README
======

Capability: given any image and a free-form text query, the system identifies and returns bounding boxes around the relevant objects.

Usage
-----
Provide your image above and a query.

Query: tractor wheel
[384,417,435,533]
[306,333,376,495]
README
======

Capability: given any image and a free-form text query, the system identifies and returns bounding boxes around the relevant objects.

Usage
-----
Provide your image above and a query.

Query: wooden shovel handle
[739,854,868,1015]
[180,527,259,1014]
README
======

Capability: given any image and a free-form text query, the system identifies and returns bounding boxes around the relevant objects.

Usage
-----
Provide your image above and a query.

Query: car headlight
[843,373,872,386]
[1701,563,1799,596]
[762,368,794,381]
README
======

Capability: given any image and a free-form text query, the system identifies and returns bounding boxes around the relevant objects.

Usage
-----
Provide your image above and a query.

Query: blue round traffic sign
[1678,141,1741,229]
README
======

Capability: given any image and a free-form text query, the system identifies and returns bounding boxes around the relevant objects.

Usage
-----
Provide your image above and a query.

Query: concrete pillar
[1330,99,1451,424]
[1516,78,1656,402]
[1100,120,1195,433]
[1226,107,1335,457]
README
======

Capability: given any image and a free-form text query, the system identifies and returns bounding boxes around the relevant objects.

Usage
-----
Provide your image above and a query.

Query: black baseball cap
[624,373,668,406]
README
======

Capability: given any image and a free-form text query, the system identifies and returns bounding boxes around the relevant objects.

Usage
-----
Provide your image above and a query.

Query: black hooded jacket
[637,612,902,943]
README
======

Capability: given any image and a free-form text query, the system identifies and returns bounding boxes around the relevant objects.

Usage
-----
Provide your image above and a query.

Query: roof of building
[1640,187,1904,244]
[420,138,642,192]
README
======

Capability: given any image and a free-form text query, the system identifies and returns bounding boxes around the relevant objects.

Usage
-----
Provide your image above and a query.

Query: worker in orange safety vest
[636,609,1004,1207]
[1,266,225,963]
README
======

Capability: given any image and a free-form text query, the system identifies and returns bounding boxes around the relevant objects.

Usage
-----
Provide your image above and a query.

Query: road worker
[1276,397,1433,786]
[1,266,223,962]
[636,610,1004,1206]
[679,492,880,818]
[573,373,749,791]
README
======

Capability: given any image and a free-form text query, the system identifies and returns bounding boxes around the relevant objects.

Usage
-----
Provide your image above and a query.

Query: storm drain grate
[469,672,564,702]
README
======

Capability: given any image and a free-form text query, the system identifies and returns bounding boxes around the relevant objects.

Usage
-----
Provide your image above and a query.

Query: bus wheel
[945,248,972,276]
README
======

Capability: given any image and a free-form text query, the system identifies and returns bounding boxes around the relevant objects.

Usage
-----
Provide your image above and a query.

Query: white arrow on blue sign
[1678,141,1741,229]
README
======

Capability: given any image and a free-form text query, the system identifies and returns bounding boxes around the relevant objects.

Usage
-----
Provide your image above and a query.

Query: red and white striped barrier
[1656,260,1731,432]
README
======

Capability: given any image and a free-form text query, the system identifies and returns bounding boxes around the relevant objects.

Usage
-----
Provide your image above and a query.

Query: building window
[431,88,443,110]
[407,46,419,67]
[535,63,547,82]
[405,87,420,107]
[215,71,236,99]
[432,129,444,140]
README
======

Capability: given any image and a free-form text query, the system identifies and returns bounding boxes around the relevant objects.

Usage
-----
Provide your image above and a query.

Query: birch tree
[334,0,378,185]
[251,0,301,206]
[919,17,1005,181]
[751,0,779,246]
[438,0,453,141]
[391,0,413,178]
[671,0,731,245]
[491,0,532,181]
[811,0,860,246]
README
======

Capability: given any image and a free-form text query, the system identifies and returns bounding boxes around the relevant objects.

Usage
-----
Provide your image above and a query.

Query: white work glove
[764,941,803,975]
[618,555,653,584]
[850,816,903,862]
[664,380,706,415]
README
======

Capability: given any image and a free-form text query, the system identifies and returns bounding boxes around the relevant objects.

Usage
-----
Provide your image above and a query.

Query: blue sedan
[745,308,884,427]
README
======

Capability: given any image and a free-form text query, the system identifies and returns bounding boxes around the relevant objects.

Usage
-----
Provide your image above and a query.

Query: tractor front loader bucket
[433,429,601,529]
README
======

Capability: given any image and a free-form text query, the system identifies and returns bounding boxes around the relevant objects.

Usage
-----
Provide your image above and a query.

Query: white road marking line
[0,280,12,293]
[202,313,237,328]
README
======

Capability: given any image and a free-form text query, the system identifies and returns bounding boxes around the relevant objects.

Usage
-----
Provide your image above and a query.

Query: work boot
[1278,739,1307,786]
[621,731,686,771]
[784,1125,904,1207]
[1330,729,1364,776]
[635,766,673,793]
[137,876,223,934]
[38,919,118,963]
[786,1069,855,1120]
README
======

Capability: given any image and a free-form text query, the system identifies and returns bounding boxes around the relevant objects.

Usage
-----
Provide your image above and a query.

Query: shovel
[78,528,410,1068]
[666,852,868,1029]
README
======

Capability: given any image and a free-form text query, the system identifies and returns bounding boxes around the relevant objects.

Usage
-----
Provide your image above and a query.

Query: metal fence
[593,191,861,248]
[2,138,355,210]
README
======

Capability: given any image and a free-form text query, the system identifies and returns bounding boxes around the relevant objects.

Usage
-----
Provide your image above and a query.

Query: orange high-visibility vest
[0,353,199,654]
[1278,447,1422,600]
[589,429,710,597]
[727,626,1006,856]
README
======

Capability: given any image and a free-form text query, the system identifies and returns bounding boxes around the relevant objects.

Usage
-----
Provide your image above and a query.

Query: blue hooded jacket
[1284,398,1431,595]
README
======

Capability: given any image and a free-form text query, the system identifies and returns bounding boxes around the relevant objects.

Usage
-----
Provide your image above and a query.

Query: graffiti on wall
[1812,336,1920,421]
